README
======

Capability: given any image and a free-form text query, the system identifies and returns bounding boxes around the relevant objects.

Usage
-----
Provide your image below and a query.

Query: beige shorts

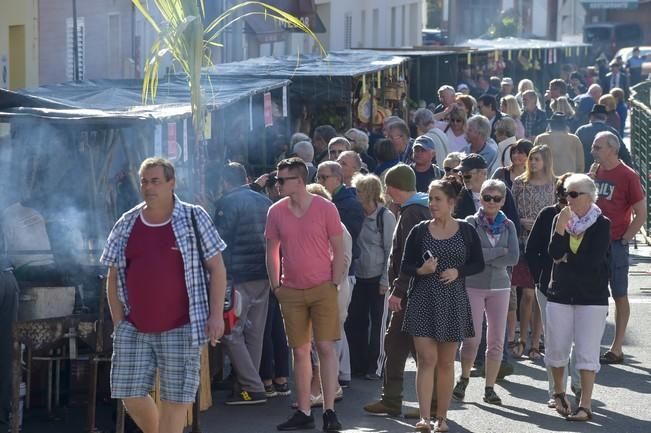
[275,281,340,348]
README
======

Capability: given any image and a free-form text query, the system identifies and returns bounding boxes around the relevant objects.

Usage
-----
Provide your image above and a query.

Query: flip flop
[566,406,593,422]
[528,347,543,361]
[553,392,572,417]
[599,350,624,364]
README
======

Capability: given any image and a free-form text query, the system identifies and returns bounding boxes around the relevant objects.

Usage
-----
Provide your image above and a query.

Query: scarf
[566,204,602,236]
[476,208,509,236]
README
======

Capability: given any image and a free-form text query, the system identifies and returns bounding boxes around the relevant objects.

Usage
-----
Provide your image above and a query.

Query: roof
[206,50,408,78]
[459,37,590,51]
[0,75,291,122]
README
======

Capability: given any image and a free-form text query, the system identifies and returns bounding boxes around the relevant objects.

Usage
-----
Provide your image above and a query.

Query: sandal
[415,418,432,432]
[566,406,593,422]
[528,347,543,361]
[553,392,572,416]
[510,340,525,358]
[433,417,448,432]
[599,350,624,364]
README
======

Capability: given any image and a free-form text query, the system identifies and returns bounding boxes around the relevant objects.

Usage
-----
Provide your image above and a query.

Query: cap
[456,153,488,172]
[501,77,514,86]
[589,104,608,116]
[413,135,435,151]
[548,112,568,127]
[457,83,469,92]
[384,164,417,192]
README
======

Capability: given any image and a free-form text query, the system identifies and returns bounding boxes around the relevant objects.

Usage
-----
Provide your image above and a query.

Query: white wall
[531,0,548,38]
[312,0,424,51]
[558,0,585,40]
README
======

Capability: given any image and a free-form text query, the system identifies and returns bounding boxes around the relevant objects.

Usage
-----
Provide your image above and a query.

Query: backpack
[376,206,387,249]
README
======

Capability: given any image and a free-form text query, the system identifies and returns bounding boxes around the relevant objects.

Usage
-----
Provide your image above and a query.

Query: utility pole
[72,0,79,81]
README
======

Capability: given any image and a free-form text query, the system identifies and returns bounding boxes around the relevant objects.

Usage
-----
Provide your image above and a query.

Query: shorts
[110,321,201,404]
[609,241,630,298]
[276,281,340,348]
[512,256,535,288]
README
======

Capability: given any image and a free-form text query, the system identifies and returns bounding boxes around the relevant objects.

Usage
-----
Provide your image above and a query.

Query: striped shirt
[100,196,226,346]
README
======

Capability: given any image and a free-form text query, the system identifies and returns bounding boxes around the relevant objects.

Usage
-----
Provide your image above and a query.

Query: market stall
[207,50,410,134]
[0,74,291,433]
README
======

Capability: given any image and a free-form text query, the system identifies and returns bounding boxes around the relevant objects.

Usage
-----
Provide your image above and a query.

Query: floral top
[512,177,555,243]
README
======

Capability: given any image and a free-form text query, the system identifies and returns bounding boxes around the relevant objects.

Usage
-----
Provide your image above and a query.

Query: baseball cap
[457,83,469,92]
[456,153,488,172]
[501,77,513,86]
[413,135,435,151]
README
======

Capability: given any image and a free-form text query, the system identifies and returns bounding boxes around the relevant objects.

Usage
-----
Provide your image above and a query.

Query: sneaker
[225,390,267,406]
[452,377,469,401]
[277,410,315,431]
[363,400,401,417]
[364,373,381,381]
[469,364,484,378]
[483,387,502,405]
[274,382,292,396]
[265,384,278,398]
[322,409,342,432]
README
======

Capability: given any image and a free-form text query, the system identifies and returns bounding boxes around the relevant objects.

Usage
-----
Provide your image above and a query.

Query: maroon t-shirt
[125,214,190,332]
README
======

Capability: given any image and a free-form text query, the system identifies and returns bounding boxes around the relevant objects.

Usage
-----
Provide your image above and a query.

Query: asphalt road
[21,234,651,433]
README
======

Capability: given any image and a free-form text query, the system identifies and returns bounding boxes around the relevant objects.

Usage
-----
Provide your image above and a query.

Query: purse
[191,207,240,335]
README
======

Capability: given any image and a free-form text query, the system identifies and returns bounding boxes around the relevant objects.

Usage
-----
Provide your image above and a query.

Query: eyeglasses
[482,194,504,203]
[566,191,586,199]
[317,174,335,182]
[276,176,299,185]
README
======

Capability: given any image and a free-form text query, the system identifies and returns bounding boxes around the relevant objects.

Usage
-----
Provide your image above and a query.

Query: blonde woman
[515,79,540,109]
[510,145,556,360]
[348,174,397,379]
[550,96,576,131]
[598,94,621,134]
[500,95,525,139]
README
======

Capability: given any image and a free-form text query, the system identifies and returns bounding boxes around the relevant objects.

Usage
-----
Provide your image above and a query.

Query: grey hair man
[336,151,363,186]
[434,85,456,114]
[291,132,311,148]
[293,140,317,182]
[328,137,352,161]
[494,116,517,168]
[344,128,376,172]
[413,107,449,165]
[591,131,646,366]
[466,115,499,175]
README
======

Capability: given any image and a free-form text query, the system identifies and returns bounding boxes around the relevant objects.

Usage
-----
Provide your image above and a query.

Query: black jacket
[213,185,272,283]
[525,204,561,296]
[454,188,521,236]
[400,220,485,297]
[333,186,365,274]
[547,214,611,305]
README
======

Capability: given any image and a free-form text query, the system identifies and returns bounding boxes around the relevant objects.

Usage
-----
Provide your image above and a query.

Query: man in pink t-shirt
[265,157,345,432]
[591,131,646,365]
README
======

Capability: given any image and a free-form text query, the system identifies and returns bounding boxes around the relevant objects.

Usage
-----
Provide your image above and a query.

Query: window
[372,9,379,47]
[66,17,85,81]
[108,13,121,78]
[401,5,406,46]
[344,12,352,49]
[361,10,366,47]
[391,7,397,47]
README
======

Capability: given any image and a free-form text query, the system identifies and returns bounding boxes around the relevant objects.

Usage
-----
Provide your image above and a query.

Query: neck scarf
[566,204,601,236]
[477,208,508,235]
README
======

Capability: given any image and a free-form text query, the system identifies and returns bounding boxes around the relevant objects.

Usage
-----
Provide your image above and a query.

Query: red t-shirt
[265,195,343,289]
[595,162,645,240]
[125,214,190,332]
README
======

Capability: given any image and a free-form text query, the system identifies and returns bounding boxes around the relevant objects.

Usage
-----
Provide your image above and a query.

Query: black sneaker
[277,410,315,431]
[323,409,342,432]
[225,390,267,406]
[452,377,469,401]
[265,384,278,398]
[274,382,292,396]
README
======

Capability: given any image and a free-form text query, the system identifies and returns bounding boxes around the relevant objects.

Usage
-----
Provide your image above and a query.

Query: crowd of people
[96,64,647,433]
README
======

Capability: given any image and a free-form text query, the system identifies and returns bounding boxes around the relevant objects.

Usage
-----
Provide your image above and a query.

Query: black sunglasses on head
[482,194,503,203]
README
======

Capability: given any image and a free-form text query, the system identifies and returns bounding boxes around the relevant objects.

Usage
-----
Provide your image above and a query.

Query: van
[583,22,642,59]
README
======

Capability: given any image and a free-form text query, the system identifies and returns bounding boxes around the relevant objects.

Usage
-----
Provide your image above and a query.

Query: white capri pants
[544,302,608,373]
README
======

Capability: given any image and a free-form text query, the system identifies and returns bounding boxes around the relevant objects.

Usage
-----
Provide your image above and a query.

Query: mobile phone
[422,250,434,261]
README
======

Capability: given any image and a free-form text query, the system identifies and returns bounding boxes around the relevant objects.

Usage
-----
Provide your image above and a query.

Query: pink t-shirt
[265,195,343,289]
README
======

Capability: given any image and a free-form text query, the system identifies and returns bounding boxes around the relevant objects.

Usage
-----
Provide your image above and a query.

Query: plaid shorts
[110,321,201,404]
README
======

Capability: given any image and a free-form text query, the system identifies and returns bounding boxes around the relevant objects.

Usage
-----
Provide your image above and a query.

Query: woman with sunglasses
[545,174,610,421]
[524,173,581,409]
[400,178,484,432]
[436,106,470,154]
[492,139,532,190]
[454,179,519,406]
[510,145,556,360]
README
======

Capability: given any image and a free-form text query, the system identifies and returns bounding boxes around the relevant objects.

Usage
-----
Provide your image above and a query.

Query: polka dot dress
[402,228,475,342]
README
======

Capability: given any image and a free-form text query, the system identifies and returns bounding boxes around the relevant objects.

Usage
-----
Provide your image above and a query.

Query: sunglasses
[482,194,503,203]
[566,191,586,199]
[276,176,298,185]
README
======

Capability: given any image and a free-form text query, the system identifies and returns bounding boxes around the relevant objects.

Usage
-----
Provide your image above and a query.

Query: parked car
[422,28,449,46]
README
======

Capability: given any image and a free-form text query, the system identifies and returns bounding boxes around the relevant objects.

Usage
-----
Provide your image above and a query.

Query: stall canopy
[0,75,291,123]
[459,37,590,52]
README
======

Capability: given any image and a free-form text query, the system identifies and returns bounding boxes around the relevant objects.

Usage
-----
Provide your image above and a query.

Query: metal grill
[629,81,651,239]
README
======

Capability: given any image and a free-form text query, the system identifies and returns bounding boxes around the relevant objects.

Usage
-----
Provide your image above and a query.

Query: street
[22,234,651,433]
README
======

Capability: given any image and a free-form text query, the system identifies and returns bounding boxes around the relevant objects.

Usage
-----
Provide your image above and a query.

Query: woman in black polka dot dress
[400,178,485,432]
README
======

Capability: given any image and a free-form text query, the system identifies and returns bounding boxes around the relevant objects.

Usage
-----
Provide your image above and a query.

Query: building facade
[0,0,39,89]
